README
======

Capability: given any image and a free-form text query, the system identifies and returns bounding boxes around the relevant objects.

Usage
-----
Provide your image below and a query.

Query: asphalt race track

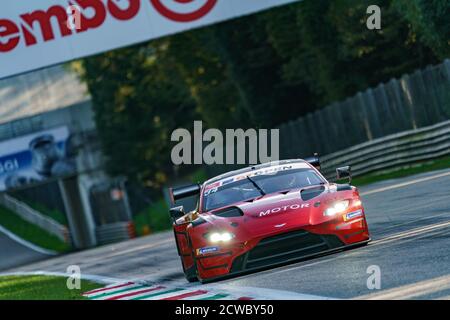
[3,169,450,299]
[0,231,48,271]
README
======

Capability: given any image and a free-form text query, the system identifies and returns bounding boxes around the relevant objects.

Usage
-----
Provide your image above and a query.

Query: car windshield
[202,168,325,211]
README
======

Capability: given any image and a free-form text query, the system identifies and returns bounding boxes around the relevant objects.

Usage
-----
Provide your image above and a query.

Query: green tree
[264,0,439,106]
[76,0,447,189]
[394,0,450,59]
[81,42,196,187]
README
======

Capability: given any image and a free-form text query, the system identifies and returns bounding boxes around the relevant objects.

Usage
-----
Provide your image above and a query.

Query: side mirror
[169,206,185,223]
[336,166,352,184]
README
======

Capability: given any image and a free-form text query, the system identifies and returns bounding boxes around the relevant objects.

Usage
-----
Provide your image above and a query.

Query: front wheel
[183,235,198,282]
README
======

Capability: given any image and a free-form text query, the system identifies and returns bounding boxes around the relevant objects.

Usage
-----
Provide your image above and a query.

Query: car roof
[203,159,309,186]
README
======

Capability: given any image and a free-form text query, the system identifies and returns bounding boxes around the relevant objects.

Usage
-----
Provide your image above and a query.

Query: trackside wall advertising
[0,126,76,191]
[0,0,300,79]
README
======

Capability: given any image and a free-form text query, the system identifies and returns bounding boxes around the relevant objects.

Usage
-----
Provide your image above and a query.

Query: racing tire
[183,235,199,282]
[184,264,198,283]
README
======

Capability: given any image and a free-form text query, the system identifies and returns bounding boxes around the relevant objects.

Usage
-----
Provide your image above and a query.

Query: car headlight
[208,232,234,243]
[324,200,349,216]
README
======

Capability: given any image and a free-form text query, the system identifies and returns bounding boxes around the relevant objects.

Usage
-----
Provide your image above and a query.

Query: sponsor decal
[203,163,314,197]
[204,181,221,191]
[259,203,310,217]
[233,175,248,182]
[252,165,294,176]
[196,246,219,255]
[221,177,234,186]
[207,162,309,190]
[233,165,298,181]
[344,210,363,221]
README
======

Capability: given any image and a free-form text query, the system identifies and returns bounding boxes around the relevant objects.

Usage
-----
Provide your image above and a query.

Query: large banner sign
[0,127,76,191]
[0,0,300,79]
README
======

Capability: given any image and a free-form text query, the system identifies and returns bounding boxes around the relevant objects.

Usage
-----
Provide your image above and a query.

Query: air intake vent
[213,207,244,218]
[300,186,325,201]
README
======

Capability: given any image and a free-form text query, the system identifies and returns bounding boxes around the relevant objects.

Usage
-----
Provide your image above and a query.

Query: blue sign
[0,126,76,191]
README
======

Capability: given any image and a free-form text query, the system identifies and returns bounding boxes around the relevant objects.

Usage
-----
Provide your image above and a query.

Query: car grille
[231,230,344,272]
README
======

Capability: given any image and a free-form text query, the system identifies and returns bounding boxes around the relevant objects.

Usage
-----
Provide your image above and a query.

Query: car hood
[202,185,339,239]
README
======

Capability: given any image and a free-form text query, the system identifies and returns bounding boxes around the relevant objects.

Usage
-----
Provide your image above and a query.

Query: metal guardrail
[0,194,71,243]
[276,60,450,159]
[321,119,450,180]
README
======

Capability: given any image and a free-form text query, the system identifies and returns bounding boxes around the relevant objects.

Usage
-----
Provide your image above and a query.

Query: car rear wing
[169,183,201,205]
[304,153,321,170]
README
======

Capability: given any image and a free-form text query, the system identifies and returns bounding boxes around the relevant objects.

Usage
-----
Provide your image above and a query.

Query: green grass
[0,275,102,300]
[0,205,71,253]
[352,155,450,187]
[14,198,67,225]
[133,199,171,236]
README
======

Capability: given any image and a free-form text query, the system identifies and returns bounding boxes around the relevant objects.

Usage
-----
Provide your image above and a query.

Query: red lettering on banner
[108,0,141,21]
[20,6,72,46]
[74,0,107,33]
[0,19,20,52]
[0,0,218,53]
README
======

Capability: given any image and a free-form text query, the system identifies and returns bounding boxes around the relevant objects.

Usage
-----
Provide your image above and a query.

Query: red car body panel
[172,160,370,282]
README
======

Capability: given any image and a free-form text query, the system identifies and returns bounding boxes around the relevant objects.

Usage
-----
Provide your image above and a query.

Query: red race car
[169,157,370,283]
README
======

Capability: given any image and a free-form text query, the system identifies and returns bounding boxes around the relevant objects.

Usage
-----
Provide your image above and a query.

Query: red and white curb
[0,271,334,300]
[82,281,261,300]
[82,281,334,300]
